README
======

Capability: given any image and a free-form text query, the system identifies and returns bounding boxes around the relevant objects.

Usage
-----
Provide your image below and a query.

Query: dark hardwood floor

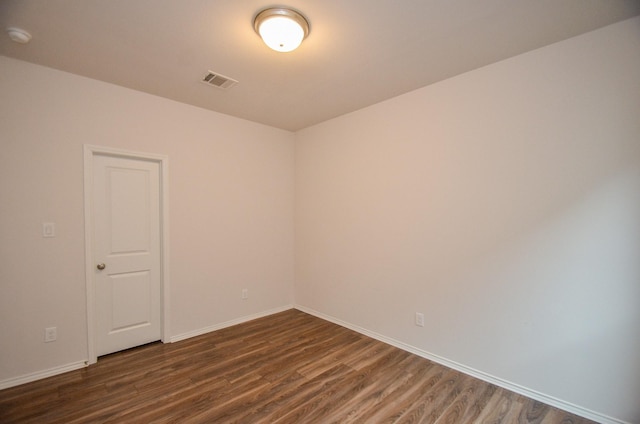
[0,309,596,423]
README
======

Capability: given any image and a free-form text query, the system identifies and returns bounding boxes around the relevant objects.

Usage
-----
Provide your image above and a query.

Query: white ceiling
[1,0,639,131]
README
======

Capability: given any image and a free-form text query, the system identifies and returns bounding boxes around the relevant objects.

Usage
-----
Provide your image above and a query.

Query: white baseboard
[0,361,87,391]
[1,305,627,424]
[170,304,294,343]
[294,304,627,424]
[0,306,294,391]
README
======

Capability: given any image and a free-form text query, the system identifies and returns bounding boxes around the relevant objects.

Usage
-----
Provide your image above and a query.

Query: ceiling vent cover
[201,71,238,89]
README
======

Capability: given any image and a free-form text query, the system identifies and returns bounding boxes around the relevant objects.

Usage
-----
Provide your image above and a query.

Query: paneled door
[91,153,162,357]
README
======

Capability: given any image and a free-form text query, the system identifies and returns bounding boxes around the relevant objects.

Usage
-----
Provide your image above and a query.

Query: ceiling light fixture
[254,7,309,53]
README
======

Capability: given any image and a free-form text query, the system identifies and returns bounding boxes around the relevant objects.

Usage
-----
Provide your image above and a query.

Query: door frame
[83,144,170,364]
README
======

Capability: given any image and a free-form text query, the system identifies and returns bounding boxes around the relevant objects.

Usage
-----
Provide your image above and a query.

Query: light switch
[42,222,56,238]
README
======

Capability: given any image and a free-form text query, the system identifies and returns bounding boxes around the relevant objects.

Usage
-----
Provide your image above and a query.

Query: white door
[92,154,162,357]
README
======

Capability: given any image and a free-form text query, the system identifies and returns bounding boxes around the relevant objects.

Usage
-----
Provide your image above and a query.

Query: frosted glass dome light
[254,8,309,53]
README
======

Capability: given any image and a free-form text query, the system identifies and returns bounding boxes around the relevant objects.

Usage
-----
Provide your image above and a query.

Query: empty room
[1,1,639,423]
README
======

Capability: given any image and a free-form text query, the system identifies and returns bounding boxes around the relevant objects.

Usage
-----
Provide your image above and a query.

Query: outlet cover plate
[45,327,57,342]
[42,222,56,238]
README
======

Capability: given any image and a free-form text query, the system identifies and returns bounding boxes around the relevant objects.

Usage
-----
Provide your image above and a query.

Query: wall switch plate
[415,313,425,327]
[242,289,248,299]
[45,327,57,342]
[42,222,56,238]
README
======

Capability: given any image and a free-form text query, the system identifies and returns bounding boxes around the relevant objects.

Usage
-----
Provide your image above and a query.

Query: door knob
[97,263,106,270]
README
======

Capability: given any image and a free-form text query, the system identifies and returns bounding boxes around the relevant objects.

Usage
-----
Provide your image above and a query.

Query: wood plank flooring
[0,309,596,423]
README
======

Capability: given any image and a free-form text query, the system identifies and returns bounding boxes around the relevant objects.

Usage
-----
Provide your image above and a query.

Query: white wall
[295,17,640,424]
[0,56,295,383]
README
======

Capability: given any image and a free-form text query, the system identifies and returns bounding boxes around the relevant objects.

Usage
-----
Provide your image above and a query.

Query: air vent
[201,71,238,89]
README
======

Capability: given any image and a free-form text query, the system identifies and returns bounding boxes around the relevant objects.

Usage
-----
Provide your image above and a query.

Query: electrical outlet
[415,313,425,327]
[45,327,57,342]
[242,289,248,299]
[42,222,56,238]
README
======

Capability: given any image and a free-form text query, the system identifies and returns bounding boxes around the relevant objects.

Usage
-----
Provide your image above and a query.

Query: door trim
[83,145,170,364]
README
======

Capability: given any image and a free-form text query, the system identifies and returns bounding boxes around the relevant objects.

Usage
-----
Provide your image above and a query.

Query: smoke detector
[6,27,32,44]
